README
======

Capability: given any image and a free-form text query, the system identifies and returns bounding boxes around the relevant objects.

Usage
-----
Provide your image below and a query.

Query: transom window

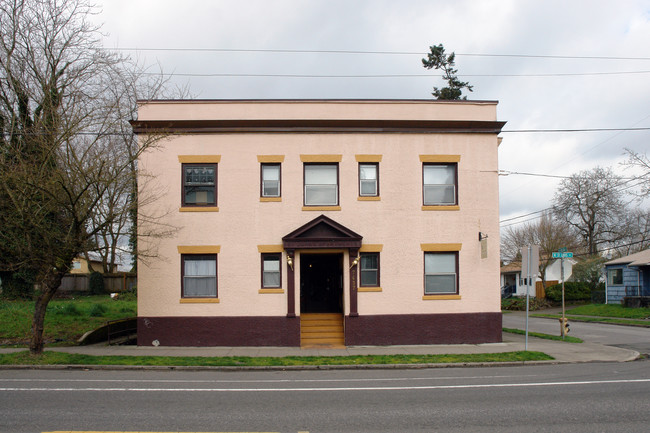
[261,253,282,288]
[359,163,378,197]
[261,163,281,197]
[182,254,217,298]
[304,164,338,206]
[183,163,217,206]
[424,252,458,294]
[360,253,379,287]
[423,164,457,205]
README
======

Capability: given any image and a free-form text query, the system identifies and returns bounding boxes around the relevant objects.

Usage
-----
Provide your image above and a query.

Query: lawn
[0,295,136,347]
[566,304,650,319]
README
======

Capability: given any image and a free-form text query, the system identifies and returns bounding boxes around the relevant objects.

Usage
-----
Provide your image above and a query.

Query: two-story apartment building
[132,100,505,347]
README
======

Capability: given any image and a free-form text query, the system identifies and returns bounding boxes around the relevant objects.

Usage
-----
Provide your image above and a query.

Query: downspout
[605,266,608,305]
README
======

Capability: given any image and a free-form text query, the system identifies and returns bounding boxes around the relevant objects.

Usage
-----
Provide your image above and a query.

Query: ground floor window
[262,253,282,288]
[360,252,379,286]
[424,252,458,294]
[181,254,217,297]
[607,268,623,286]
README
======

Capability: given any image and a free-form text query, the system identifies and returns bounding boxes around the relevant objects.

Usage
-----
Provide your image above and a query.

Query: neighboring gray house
[604,249,650,304]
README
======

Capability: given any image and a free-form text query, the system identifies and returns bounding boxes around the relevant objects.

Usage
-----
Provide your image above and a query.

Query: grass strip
[0,350,553,367]
[565,304,650,319]
[531,314,650,327]
[503,327,583,343]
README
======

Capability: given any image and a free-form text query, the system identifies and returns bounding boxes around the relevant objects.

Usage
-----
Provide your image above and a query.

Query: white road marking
[1,378,649,392]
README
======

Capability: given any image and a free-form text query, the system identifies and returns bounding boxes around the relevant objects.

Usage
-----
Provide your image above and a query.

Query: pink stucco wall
[136,100,502,319]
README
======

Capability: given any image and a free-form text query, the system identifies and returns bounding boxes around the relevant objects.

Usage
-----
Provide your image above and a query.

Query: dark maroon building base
[344,312,502,345]
[137,312,502,347]
[137,316,301,347]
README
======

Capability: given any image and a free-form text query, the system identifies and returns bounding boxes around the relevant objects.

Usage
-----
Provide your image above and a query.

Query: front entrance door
[300,254,343,313]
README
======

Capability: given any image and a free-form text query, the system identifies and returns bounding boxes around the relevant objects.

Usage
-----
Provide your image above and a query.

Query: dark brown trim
[286,249,296,317]
[137,316,300,346]
[349,248,359,317]
[345,312,502,345]
[282,215,362,250]
[181,163,218,207]
[132,119,507,134]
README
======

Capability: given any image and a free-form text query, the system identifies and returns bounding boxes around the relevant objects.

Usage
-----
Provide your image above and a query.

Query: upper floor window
[181,254,217,298]
[183,163,217,206]
[423,163,457,206]
[261,163,281,198]
[304,164,338,206]
[359,163,378,197]
[424,252,458,295]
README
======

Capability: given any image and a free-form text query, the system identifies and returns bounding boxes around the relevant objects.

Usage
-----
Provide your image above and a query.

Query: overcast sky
[95,0,650,227]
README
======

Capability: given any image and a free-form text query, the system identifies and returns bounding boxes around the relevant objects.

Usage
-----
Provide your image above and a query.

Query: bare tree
[624,149,650,198]
[501,212,577,288]
[0,0,169,354]
[553,167,628,256]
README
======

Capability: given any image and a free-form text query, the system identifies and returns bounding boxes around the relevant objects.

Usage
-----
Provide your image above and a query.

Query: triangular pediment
[283,215,362,249]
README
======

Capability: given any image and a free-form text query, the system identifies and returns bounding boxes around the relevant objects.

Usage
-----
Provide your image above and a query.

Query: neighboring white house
[501,258,575,297]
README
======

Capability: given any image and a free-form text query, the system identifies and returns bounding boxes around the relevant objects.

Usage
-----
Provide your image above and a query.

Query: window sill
[260,197,282,202]
[179,206,220,212]
[258,288,285,294]
[422,294,461,300]
[422,205,460,211]
[180,298,220,303]
[358,286,382,292]
[302,206,341,211]
[358,196,381,201]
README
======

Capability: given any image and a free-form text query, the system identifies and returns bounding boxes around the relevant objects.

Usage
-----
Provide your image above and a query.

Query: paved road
[2,361,649,432]
[502,311,650,354]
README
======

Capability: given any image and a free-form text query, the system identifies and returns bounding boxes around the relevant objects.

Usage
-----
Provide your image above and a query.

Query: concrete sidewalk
[0,332,640,366]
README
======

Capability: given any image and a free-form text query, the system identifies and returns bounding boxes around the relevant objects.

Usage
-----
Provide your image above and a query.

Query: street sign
[552,252,573,258]
[558,247,568,253]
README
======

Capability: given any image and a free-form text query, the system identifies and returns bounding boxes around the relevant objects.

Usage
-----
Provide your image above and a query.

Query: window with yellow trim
[181,254,217,298]
[182,164,217,206]
[424,252,458,295]
[423,163,457,206]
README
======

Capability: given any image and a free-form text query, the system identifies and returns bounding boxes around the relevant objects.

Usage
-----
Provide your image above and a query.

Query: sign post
[552,249,573,339]
[521,245,539,350]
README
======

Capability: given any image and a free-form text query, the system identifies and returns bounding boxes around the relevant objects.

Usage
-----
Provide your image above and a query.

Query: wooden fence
[58,273,136,294]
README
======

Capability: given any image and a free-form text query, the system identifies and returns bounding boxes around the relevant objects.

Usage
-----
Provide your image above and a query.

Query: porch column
[349,248,359,317]
[286,249,296,317]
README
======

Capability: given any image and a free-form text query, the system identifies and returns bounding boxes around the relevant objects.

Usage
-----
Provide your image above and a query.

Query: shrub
[89,272,105,295]
[50,302,82,316]
[502,296,551,311]
[545,282,591,302]
[0,271,34,300]
[88,303,107,317]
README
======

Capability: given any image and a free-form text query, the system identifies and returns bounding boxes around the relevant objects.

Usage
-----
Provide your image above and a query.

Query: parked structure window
[607,268,623,285]
[262,253,282,288]
[181,254,217,297]
[359,163,378,197]
[182,164,217,206]
[360,253,379,287]
[423,164,457,205]
[261,163,281,197]
[304,164,338,206]
[424,252,458,294]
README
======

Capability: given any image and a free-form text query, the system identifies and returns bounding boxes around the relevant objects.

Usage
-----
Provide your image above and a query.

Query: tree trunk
[29,271,64,355]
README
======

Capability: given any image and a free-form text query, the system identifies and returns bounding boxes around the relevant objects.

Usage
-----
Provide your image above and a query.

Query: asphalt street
[502,311,650,354]
[1,360,649,433]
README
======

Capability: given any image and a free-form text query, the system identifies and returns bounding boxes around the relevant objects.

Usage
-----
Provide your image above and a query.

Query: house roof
[500,262,521,273]
[605,249,650,266]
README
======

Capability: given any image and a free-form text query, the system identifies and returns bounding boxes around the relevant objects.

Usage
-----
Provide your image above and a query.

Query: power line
[107,46,650,61]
